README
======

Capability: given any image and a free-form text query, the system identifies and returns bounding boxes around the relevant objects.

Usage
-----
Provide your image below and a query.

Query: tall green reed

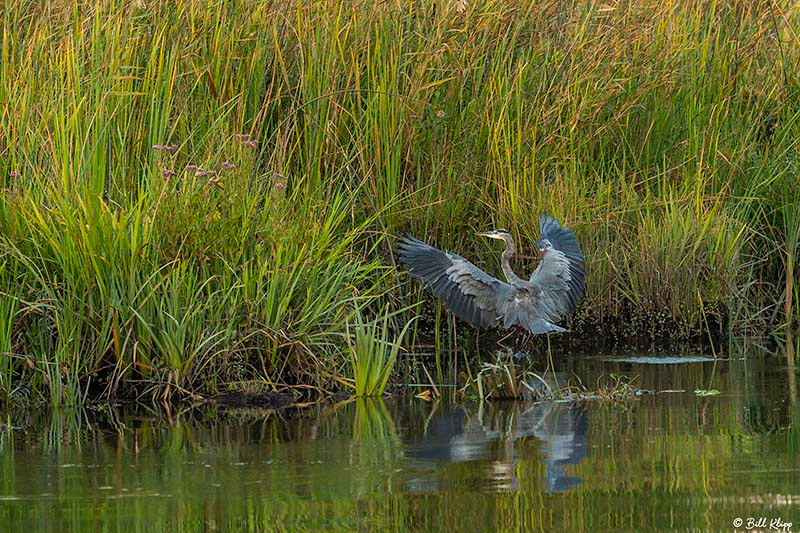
[347,306,414,397]
[0,263,19,403]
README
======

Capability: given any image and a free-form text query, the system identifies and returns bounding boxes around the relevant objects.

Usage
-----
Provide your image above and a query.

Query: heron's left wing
[397,235,504,328]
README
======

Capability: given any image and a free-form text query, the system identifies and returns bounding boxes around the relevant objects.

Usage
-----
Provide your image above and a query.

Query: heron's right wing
[540,214,585,272]
[397,235,504,328]
[529,215,586,320]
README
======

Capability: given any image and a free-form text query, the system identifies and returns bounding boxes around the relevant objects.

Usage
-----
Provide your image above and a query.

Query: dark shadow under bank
[411,300,732,356]
[210,391,299,409]
[2,340,792,433]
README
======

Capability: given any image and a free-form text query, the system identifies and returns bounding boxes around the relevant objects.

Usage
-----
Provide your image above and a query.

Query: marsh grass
[1,0,799,404]
[0,263,19,403]
[347,306,414,397]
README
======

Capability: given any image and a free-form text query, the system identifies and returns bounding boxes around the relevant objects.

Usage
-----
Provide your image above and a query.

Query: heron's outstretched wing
[529,214,586,321]
[397,235,504,328]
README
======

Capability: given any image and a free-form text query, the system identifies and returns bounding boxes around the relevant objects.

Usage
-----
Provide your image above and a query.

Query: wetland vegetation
[1,0,800,405]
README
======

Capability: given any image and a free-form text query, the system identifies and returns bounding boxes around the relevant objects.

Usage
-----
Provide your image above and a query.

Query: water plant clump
[462,354,557,401]
[346,306,415,397]
[1,0,799,405]
[461,351,644,401]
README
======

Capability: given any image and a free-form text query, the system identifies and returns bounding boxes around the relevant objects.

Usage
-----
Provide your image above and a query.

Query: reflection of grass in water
[350,398,405,500]
[353,397,397,443]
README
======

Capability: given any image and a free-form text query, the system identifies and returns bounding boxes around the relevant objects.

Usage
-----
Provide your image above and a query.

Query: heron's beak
[477,230,502,239]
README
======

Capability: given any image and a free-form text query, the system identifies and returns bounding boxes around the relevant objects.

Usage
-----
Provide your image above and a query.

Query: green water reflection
[2,355,800,532]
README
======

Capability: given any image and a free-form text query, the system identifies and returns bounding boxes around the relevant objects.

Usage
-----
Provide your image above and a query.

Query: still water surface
[2,354,799,532]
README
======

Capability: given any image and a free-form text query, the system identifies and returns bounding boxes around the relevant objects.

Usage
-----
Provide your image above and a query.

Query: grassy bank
[1,0,799,404]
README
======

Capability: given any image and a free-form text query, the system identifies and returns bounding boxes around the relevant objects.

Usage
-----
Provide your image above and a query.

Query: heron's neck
[500,235,524,285]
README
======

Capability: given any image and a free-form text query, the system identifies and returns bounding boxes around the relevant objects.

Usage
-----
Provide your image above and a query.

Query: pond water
[1,353,799,532]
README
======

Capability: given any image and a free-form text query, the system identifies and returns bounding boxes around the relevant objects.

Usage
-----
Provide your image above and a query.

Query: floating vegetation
[694,389,722,397]
[585,374,644,402]
[461,354,555,401]
[461,352,645,402]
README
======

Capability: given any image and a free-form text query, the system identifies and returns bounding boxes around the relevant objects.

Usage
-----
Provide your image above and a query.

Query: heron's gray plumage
[396,236,501,328]
[397,214,585,335]
[534,213,585,316]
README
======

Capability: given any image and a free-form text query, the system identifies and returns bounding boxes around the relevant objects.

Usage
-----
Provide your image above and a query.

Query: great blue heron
[397,214,585,334]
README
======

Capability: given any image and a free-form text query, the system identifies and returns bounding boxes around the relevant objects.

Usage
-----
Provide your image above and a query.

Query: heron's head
[535,238,553,254]
[477,228,511,241]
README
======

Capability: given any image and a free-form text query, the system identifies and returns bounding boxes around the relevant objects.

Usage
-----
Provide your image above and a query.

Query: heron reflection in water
[404,401,587,493]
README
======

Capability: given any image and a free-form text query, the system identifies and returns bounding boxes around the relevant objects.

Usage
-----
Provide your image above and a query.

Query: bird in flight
[397,214,585,335]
